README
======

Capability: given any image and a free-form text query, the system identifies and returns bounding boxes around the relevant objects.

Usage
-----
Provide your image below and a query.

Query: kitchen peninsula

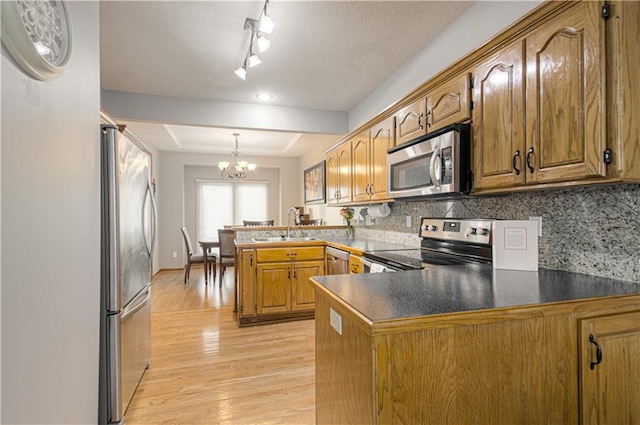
[234,226,416,327]
[310,266,640,424]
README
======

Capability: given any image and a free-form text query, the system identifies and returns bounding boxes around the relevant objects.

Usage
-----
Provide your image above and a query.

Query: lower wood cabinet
[579,311,640,425]
[256,260,323,314]
[237,245,324,326]
[314,288,640,424]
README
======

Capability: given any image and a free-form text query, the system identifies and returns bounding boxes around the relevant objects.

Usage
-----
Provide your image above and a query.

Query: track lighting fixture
[234,0,275,80]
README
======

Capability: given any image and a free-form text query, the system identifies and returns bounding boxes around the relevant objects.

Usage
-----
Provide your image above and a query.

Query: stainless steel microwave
[387,123,471,199]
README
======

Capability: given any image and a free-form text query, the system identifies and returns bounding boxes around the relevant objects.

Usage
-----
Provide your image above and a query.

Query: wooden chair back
[300,219,323,225]
[242,220,274,226]
[180,226,194,256]
[217,229,236,258]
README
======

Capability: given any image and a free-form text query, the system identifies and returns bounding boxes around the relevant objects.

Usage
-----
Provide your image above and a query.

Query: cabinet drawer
[256,246,324,262]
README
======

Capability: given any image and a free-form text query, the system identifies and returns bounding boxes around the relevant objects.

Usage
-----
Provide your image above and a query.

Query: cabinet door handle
[417,112,424,130]
[425,111,432,128]
[512,150,521,175]
[589,334,603,370]
[526,147,535,173]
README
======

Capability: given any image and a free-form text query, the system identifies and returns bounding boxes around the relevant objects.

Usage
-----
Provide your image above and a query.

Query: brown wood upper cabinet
[472,41,526,190]
[326,141,352,205]
[352,117,395,202]
[473,1,607,191]
[394,73,472,147]
[394,98,426,146]
[425,72,472,132]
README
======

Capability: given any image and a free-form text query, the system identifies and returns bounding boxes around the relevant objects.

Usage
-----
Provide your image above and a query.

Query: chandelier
[218,133,256,179]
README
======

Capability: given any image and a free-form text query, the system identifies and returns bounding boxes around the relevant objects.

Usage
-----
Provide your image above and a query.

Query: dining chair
[299,218,323,225]
[180,226,217,285]
[242,220,274,226]
[217,228,237,285]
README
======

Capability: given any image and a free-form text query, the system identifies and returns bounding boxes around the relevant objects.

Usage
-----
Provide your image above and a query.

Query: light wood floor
[125,265,316,424]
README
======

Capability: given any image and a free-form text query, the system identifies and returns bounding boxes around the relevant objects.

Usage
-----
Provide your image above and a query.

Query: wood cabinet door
[291,261,324,311]
[326,150,339,204]
[256,263,291,314]
[394,98,426,145]
[369,118,394,200]
[580,311,640,425]
[426,72,472,132]
[606,0,640,181]
[525,1,606,184]
[348,255,363,274]
[351,131,371,202]
[472,41,526,190]
[337,142,352,203]
[238,249,256,318]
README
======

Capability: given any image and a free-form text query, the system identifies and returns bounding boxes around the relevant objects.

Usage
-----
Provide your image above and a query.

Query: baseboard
[153,267,184,278]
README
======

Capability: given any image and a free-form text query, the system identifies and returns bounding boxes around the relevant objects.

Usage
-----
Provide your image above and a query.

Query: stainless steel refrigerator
[100,124,157,425]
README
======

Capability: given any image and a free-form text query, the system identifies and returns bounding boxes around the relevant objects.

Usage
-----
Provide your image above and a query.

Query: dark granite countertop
[323,238,417,253]
[234,236,417,253]
[311,263,640,323]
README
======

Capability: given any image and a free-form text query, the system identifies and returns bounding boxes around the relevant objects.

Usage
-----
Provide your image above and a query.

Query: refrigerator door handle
[143,176,158,258]
[121,287,151,321]
[103,125,121,312]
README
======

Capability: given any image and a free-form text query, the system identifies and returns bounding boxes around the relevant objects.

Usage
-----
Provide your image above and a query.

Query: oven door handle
[429,149,441,187]
[361,257,396,273]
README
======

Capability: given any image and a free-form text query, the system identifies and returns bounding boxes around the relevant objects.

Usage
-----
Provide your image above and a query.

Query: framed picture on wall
[304,161,326,204]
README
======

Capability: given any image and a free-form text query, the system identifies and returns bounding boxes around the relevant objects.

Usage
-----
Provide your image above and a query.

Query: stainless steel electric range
[362,217,494,272]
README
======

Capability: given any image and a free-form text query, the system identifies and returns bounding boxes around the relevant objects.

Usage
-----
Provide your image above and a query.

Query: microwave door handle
[429,149,441,187]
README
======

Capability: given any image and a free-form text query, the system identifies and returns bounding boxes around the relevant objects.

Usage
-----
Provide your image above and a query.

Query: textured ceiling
[100,1,475,155]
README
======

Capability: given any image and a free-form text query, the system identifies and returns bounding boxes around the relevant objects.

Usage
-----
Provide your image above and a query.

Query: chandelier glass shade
[218,133,256,179]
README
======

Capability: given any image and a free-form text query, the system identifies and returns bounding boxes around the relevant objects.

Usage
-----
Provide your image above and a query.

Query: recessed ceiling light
[256,92,273,101]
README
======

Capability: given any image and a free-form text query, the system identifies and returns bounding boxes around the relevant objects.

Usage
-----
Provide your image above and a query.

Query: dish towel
[370,263,387,273]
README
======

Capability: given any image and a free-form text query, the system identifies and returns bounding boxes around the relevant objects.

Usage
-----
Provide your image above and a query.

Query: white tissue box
[492,220,538,271]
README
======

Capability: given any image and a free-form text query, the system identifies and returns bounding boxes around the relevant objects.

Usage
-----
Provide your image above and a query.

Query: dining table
[198,239,220,286]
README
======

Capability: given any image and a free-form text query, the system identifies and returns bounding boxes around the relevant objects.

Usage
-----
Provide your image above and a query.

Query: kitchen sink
[252,236,318,243]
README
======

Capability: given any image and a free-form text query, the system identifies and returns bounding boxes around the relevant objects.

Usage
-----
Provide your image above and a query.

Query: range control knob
[479,227,489,236]
[465,227,477,237]
[430,225,438,232]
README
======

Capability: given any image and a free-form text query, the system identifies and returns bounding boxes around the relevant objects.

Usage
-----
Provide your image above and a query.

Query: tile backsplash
[355,183,640,282]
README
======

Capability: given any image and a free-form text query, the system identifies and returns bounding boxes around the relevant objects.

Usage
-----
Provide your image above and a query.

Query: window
[196,180,269,248]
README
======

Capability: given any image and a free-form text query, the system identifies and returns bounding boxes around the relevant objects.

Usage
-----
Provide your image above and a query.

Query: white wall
[157,151,299,269]
[1,2,101,423]
[349,1,543,129]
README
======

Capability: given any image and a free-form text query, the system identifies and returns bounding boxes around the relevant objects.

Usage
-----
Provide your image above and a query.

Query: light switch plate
[330,307,342,335]
[406,216,412,227]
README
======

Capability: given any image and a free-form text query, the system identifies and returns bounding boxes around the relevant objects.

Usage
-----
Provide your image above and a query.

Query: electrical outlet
[172,251,177,258]
[529,216,543,237]
[406,216,412,227]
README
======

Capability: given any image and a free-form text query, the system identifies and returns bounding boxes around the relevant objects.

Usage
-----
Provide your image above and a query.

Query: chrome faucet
[286,207,298,238]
